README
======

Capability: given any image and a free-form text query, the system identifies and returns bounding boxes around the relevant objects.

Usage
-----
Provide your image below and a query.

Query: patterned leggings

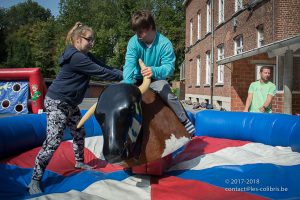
[31,96,86,181]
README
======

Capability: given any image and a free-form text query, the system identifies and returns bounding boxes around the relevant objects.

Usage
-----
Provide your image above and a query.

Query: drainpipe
[272,0,275,41]
[211,0,215,106]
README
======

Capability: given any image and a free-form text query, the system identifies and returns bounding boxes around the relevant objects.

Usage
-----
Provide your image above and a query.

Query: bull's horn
[77,59,149,128]
[138,59,151,94]
[76,102,97,129]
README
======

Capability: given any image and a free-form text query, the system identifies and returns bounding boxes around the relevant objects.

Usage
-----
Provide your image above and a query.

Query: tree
[5,0,52,32]
[6,25,33,68]
[0,8,8,65]
[29,20,57,77]
[154,0,186,80]
[3,0,56,77]
[1,0,186,80]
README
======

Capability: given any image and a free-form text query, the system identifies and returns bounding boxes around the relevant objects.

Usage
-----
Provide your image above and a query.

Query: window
[218,0,224,24]
[196,57,201,86]
[235,0,243,12]
[217,45,225,83]
[234,35,243,55]
[197,13,201,40]
[256,65,276,83]
[257,25,264,47]
[206,51,211,85]
[189,19,193,46]
[207,1,211,33]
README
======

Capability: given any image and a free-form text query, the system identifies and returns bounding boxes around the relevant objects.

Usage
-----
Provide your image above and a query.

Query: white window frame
[218,0,224,24]
[217,46,225,83]
[188,60,193,87]
[234,36,243,55]
[196,57,201,86]
[189,20,193,46]
[256,65,276,84]
[206,1,211,33]
[235,0,243,12]
[257,27,264,47]
[197,12,201,40]
[205,51,211,85]
[180,61,185,81]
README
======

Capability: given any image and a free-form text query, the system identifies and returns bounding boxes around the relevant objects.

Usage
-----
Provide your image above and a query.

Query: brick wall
[231,56,255,111]
[272,93,284,113]
[275,0,300,40]
[213,0,275,54]
[185,0,275,100]
[184,0,300,113]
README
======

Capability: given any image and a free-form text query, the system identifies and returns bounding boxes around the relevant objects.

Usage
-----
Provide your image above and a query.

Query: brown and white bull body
[78,59,190,170]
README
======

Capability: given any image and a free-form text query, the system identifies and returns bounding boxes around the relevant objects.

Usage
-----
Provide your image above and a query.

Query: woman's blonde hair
[66,22,94,45]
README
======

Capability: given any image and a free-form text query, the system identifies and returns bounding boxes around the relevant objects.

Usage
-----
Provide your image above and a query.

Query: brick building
[182,0,300,114]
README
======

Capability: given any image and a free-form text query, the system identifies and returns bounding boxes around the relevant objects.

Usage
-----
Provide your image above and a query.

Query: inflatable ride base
[132,154,173,175]
[1,110,300,199]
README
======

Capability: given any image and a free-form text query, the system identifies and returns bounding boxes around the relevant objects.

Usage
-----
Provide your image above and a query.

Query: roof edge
[217,35,300,65]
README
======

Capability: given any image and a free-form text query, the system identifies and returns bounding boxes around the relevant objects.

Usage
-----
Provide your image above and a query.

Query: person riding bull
[123,10,195,136]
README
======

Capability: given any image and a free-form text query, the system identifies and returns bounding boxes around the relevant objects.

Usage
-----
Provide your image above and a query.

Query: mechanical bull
[77,59,191,171]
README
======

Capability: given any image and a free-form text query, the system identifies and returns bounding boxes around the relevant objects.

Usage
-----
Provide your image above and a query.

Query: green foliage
[29,20,57,77]
[154,0,185,80]
[5,25,33,68]
[0,0,186,80]
[171,87,180,98]
[5,18,57,76]
[5,0,52,31]
[1,0,56,76]
[0,8,8,63]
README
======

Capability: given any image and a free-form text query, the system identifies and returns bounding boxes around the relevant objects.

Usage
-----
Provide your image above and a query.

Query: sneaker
[28,179,42,195]
[75,161,93,170]
[184,120,195,136]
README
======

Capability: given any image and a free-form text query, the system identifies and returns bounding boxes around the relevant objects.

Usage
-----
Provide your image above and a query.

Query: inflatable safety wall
[0,68,46,114]
[195,110,300,152]
[0,110,101,159]
[0,81,29,114]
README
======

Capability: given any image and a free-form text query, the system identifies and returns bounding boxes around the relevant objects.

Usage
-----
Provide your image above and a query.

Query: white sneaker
[184,120,196,136]
[28,179,42,195]
[75,161,93,170]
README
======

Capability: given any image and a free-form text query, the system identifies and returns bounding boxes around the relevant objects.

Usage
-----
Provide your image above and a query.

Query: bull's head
[77,59,151,164]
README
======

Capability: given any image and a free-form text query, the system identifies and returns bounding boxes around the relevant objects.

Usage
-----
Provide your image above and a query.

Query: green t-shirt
[248,80,276,113]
